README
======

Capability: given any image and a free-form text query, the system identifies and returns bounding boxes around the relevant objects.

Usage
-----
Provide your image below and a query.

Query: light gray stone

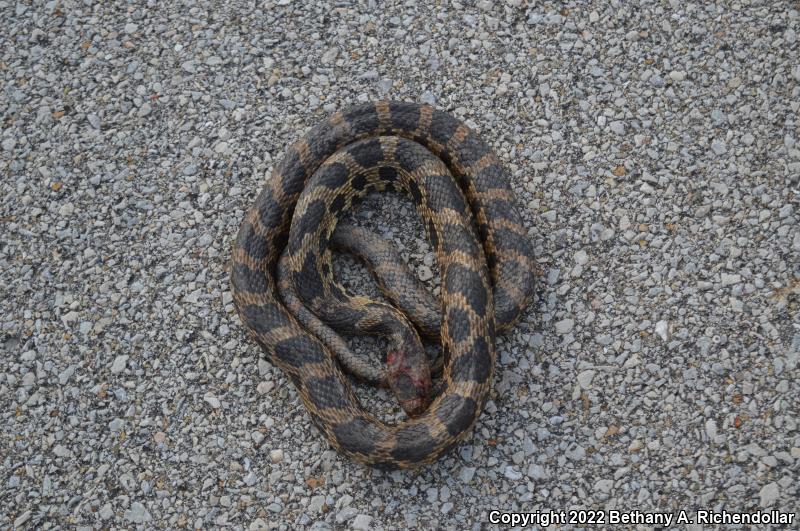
[555,319,574,334]
[352,515,373,530]
[759,482,779,507]
[111,355,129,374]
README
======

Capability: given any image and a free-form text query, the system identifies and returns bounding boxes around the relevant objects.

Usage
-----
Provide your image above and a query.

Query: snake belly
[230,101,536,468]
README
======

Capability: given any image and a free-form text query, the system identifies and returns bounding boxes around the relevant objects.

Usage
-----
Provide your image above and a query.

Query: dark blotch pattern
[429,109,460,146]
[279,148,307,197]
[319,302,368,334]
[424,174,467,213]
[329,194,347,215]
[494,273,533,329]
[349,138,384,168]
[359,317,390,336]
[457,131,491,167]
[305,376,349,410]
[295,252,324,304]
[445,263,487,317]
[378,166,398,184]
[407,179,422,203]
[475,221,490,247]
[329,283,349,303]
[440,225,481,257]
[450,336,491,384]
[239,229,269,263]
[288,199,327,252]
[343,104,379,136]
[486,250,498,280]
[287,372,304,392]
[427,220,439,249]
[231,262,267,294]
[307,121,343,162]
[446,306,471,343]
[273,334,326,367]
[438,394,479,436]
[391,424,438,463]
[483,198,517,221]
[242,302,291,336]
[317,233,329,256]
[256,192,284,230]
[350,173,367,192]
[317,162,351,190]
[389,101,420,130]
[472,163,506,193]
[332,416,379,456]
[492,226,532,256]
[394,142,426,172]
[358,303,392,334]
[438,148,454,168]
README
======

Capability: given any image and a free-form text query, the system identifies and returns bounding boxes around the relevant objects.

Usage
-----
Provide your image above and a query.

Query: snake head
[387,348,432,417]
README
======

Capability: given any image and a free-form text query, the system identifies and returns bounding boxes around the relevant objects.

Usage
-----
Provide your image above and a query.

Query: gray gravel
[2,0,799,529]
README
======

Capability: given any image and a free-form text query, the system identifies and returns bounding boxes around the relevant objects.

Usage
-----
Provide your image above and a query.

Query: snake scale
[230,101,536,468]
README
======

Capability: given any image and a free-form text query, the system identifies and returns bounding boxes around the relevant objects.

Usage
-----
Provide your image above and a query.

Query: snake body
[231,101,535,468]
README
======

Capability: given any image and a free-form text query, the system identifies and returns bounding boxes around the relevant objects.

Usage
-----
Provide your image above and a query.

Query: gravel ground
[2,0,799,529]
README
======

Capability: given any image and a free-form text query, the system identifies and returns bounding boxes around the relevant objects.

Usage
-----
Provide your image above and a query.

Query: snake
[277,221,439,417]
[230,101,536,468]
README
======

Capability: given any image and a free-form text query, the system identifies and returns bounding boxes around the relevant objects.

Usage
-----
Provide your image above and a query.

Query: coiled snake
[230,101,535,468]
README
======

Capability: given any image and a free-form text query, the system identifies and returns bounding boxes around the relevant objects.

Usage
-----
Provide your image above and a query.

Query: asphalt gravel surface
[1,0,798,529]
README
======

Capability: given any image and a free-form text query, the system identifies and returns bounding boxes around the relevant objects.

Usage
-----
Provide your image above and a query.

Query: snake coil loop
[231,101,535,468]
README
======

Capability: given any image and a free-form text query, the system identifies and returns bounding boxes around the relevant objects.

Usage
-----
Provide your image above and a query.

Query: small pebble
[555,318,574,334]
[352,515,373,531]
[759,482,779,507]
[577,369,595,389]
[655,320,669,341]
[669,70,686,81]
[594,479,613,493]
[125,502,152,524]
[504,466,523,480]
[417,265,433,281]
[705,419,717,440]
[711,139,727,155]
[110,355,129,375]
[203,394,221,409]
[459,466,475,483]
